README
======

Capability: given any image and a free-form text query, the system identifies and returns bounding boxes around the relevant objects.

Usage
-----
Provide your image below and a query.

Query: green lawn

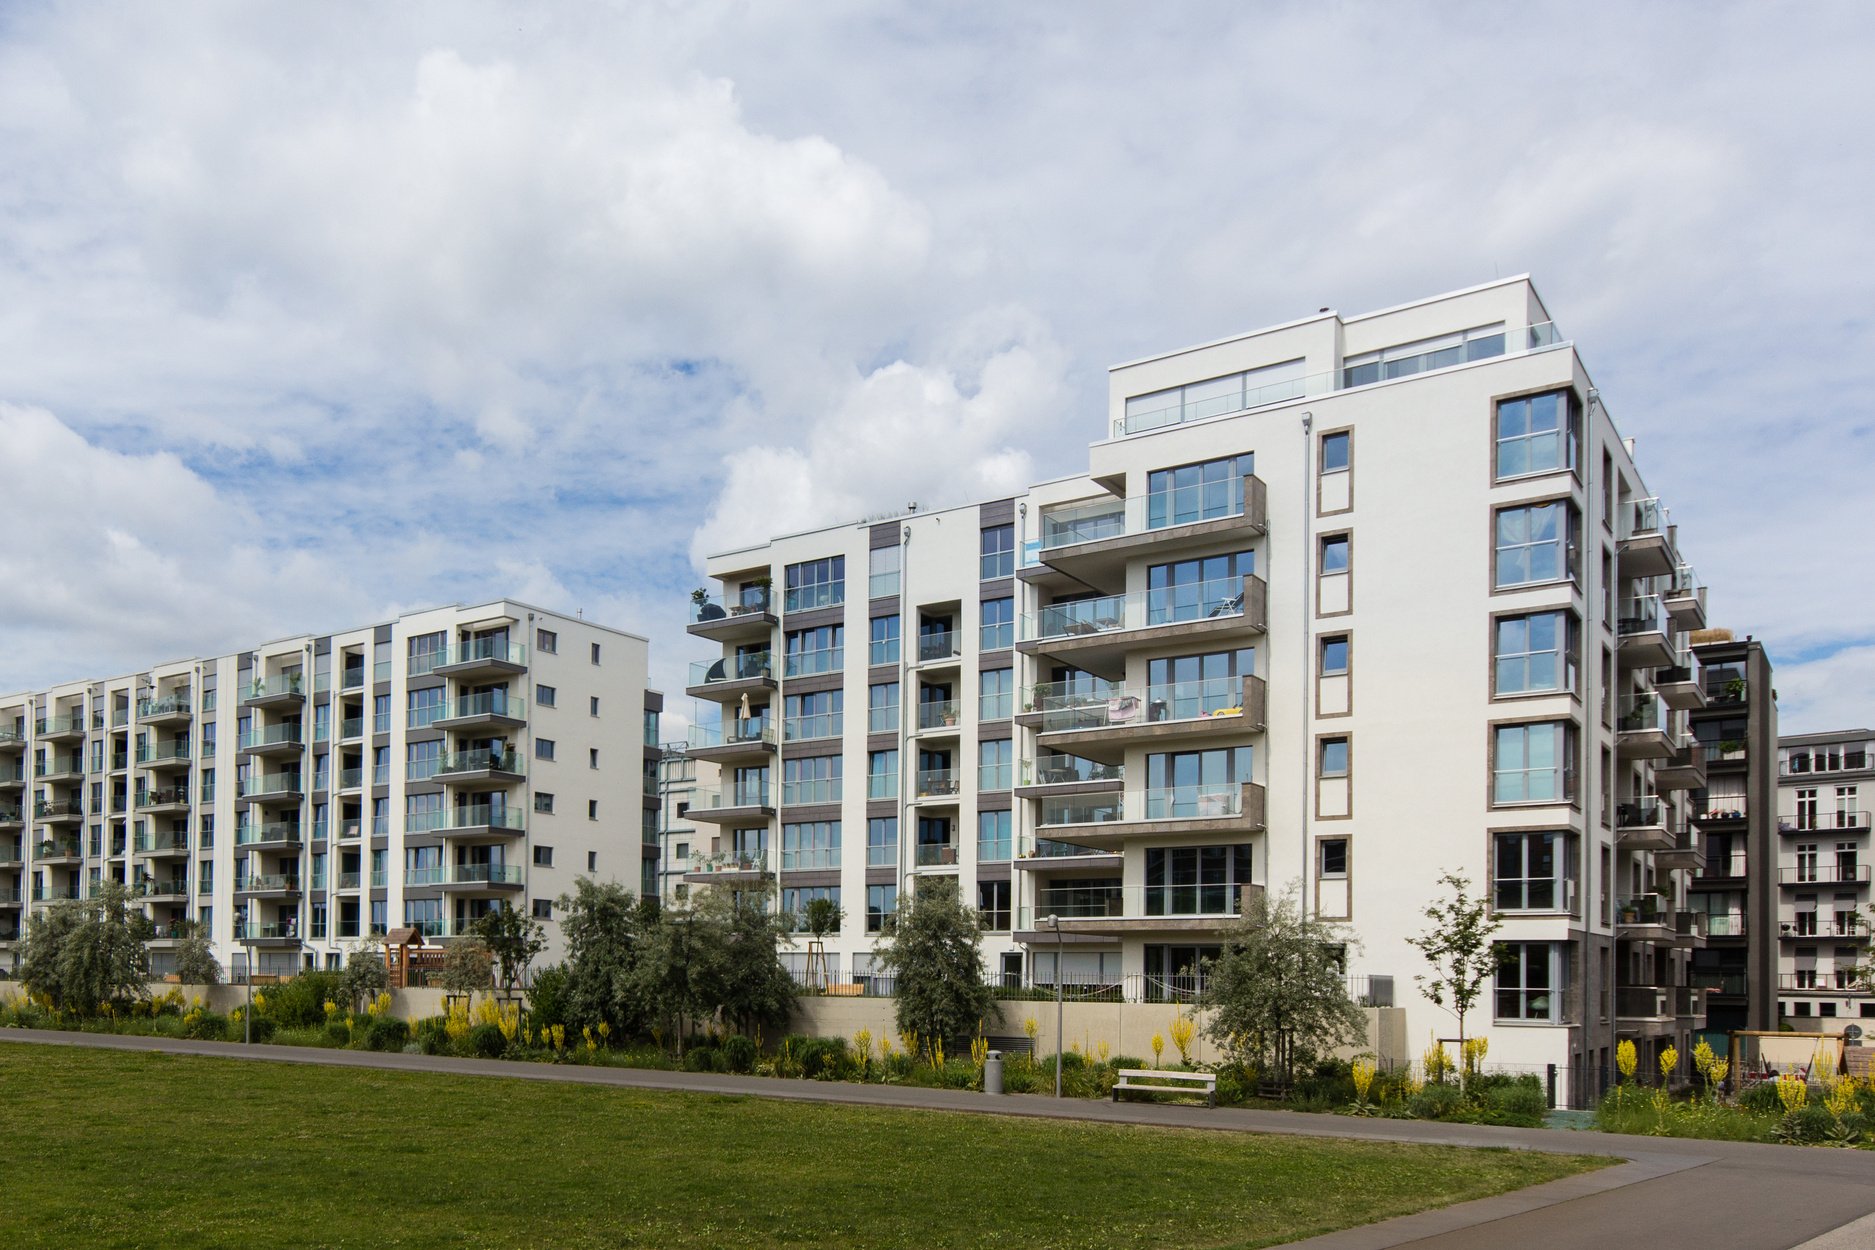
[0,1044,1605,1249]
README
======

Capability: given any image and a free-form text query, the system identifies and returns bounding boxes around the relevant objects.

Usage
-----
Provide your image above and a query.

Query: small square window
[587,851,597,872]
[590,642,601,665]
[534,792,555,814]
[1321,432,1350,473]
[536,629,558,654]
[536,684,556,707]
[531,898,553,920]
[589,696,600,717]
[1321,535,1350,575]
[1320,635,1349,676]
[588,799,598,820]
[1320,737,1350,778]
[532,845,554,867]
[674,842,689,861]
[535,739,556,761]
[1319,838,1349,878]
[589,748,599,769]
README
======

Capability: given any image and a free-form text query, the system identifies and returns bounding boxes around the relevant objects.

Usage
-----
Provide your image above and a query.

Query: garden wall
[149,983,450,1019]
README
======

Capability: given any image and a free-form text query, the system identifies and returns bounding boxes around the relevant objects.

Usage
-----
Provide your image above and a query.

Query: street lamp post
[1045,914,1064,1098]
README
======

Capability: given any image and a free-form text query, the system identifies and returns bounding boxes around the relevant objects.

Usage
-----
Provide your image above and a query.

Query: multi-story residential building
[655,740,701,904]
[0,601,654,976]
[1685,634,1780,1040]
[683,276,1712,1102]
[1775,728,1873,1022]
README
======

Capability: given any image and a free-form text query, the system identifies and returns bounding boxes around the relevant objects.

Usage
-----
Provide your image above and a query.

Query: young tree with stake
[1407,871,1503,1090]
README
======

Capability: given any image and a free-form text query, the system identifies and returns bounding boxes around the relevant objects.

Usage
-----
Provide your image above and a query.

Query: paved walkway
[7,1029,1874,1249]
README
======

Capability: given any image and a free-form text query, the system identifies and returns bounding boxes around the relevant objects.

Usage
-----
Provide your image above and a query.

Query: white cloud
[1771,645,1875,738]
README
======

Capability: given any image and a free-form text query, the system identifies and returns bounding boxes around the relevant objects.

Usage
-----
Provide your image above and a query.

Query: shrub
[261,972,344,1029]
[365,1016,409,1052]
[721,1034,757,1074]
[1109,1055,1146,1072]
[682,1046,720,1073]
[324,1018,354,1046]
[1738,1081,1783,1115]
[795,1036,851,1080]
[229,1013,276,1044]
[465,1023,507,1059]
[1480,1079,1549,1125]
[183,1010,230,1040]
[412,1016,449,1055]
[1409,1083,1465,1120]
[527,964,569,1032]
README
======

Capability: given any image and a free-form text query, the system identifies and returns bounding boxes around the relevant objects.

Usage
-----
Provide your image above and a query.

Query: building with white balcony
[681,276,1714,1102]
[1775,728,1873,1021]
[0,601,657,976]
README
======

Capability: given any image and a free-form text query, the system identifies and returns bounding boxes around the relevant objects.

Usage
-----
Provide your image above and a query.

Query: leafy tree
[801,896,843,989]
[698,890,797,1039]
[1407,871,1503,1087]
[875,877,997,1053]
[1198,882,1366,1085]
[170,919,223,986]
[557,878,652,1035]
[440,937,495,1000]
[471,906,547,995]
[339,940,388,1010]
[21,881,153,1013]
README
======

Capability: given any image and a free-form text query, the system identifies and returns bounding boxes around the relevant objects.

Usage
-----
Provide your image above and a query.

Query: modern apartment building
[681,276,1713,1101]
[1685,634,1780,1039]
[1774,728,1873,1021]
[0,601,656,976]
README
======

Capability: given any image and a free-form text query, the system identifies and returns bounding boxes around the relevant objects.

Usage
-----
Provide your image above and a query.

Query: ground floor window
[1496,941,1566,1022]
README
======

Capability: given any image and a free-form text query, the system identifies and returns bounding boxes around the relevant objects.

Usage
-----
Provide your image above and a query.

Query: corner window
[1492,722,1576,805]
[1496,942,1564,1022]
[1494,502,1577,589]
[1494,611,1577,695]
[1495,390,1577,481]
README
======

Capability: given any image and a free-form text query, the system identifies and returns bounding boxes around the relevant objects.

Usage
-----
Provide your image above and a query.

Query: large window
[868,615,900,666]
[1494,831,1569,911]
[1123,360,1301,434]
[784,690,843,741]
[1341,323,1506,388]
[979,598,1014,650]
[979,525,1014,580]
[1147,551,1253,624]
[1495,611,1577,695]
[868,545,901,599]
[784,555,845,612]
[979,669,1013,721]
[406,687,444,729]
[978,739,1012,791]
[784,625,843,677]
[1146,648,1253,719]
[866,750,898,800]
[1493,722,1576,804]
[1146,454,1252,528]
[1494,502,1577,588]
[1145,748,1253,818]
[1145,844,1254,916]
[867,817,898,868]
[977,881,1012,931]
[1495,390,1577,480]
[866,884,898,933]
[1496,942,1564,1022]
[407,631,447,676]
[781,821,840,870]
[782,756,842,805]
[781,886,842,930]
[978,810,1012,862]
[868,682,899,733]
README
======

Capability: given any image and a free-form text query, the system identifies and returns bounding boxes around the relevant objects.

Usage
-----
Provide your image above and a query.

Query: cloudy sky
[0,1,1869,732]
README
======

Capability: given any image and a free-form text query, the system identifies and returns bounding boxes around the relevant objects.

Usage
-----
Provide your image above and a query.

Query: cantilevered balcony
[686,651,776,704]
[134,876,190,903]
[911,768,960,803]
[412,804,527,841]
[33,715,84,743]
[1615,985,1675,1033]
[433,748,526,785]
[1614,795,1675,852]
[135,741,193,772]
[1031,781,1266,850]
[1014,754,1123,797]
[1616,693,1674,759]
[1618,497,1676,579]
[237,773,304,805]
[1616,894,1675,942]
[1017,882,1259,938]
[234,873,302,900]
[35,755,82,783]
[134,829,191,857]
[0,806,21,830]
[434,638,528,680]
[32,882,82,902]
[33,836,82,864]
[687,587,778,645]
[238,723,305,757]
[685,782,775,825]
[134,785,190,814]
[1662,565,1707,632]
[234,820,303,851]
[433,692,526,733]
[440,863,525,891]
[1654,738,1707,792]
[1017,575,1268,680]
[1655,829,1704,874]
[1020,477,1269,594]
[686,720,777,766]
[1011,832,1123,875]
[234,921,302,945]
[241,674,306,710]
[33,799,82,825]
[0,728,25,752]
[1779,812,1872,836]
[1653,653,1706,712]
[1030,675,1265,767]
[137,695,193,725]
[0,764,22,793]
[683,848,771,885]
[1616,595,1675,670]
[1778,865,1872,888]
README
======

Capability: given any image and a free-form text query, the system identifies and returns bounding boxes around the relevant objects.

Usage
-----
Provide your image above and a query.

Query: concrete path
[6,1028,1874,1249]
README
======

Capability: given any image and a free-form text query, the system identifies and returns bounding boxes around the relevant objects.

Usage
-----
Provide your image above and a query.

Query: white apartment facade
[0,601,657,976]
[681,277,1713,1100]
[1775,729,1873,1022]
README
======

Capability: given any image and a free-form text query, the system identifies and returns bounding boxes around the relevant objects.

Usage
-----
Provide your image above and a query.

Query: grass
[0,1044,1607,1249]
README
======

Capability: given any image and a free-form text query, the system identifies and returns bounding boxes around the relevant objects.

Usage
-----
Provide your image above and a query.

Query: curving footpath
[5,1028,1873,1249]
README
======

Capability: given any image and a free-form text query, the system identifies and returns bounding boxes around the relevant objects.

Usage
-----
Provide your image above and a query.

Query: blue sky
[0,1,1870,732]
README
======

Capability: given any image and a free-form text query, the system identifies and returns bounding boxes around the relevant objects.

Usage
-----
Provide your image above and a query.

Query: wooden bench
[1112,1069,1217,1107]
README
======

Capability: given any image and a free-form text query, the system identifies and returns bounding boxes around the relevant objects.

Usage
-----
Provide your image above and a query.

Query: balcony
[241,674,307,710]
[33,837,82,864]
[1033,781,1266,850]
[1615,894,1675,941]
[1618,497,1676,579]
[686,651,777,704]
[234,820,303,850]
[33,800,82,824]
[434,638,528,680]
[1706,914,1748,939]
[1615,985,1674,1026]
[683,849,771,884]
[0,765,21,791]
[339,717,364,742]
[1690,801,1747,828]
[433,692,526,732]
[434,748,526,784]
[1662,566,1707,632]
[137,696,193,725]
[1779,974,1870,995]
[913,840,960,869]
[135,742,193,771]
[134,786,190,813]
[1655,831,1704,874]
[1778,865,1871,887]
[686,720,777,765]
[234,921,303,945]
[1012,833,1123,875]
[336,872,362,891]
[913,700,962,737]
[1616,693,1673,759]
[1700,741,1749,770]
[0,807,19,831]
[688,587,778,644]
[0,728,24,752]
[440,863,525,890]
[135,829,191,857]
[32,883,82,902]
[35,756,82,783]
[1614,796,1674,852]
[1022,477,1269,593]
[238,773,304,805]
[1014,755,1124,796]
[1033,676,1267,766]
[410,804,528,840]
[912,769,960,803]
[1653,659,1706,712]
[1694,970,1747,996]
[685,783,775,825]
[1696,853,1749,884]
[1654,739,1707,792]
[1019,883,1258,937]
[1616,595,1675,669]
[134,877,189,902]
[1017,575,1269,680]
[1782,919,1867,941]
[235,873,302,899]
[914,630,963,669]
[34,716,85,743]
[1779,813,1872,836]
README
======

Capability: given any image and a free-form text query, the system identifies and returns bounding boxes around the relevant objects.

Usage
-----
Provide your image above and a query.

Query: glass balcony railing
[783,582,844,613]
[442,692,525,721]
[134,786,189,808]
[1027,882,1251,922]
[1020,756,1123,787]
[239,773,303,798]
[689,784,772,812]
[1021,577,1250,642]
[34,716,83,737]
[690,585,774,622]
[405,805,526,834]
[238,724,304,751]
[1037,795,1124,826]
[442,639,527,668]
[243,674,306,702]
[337,872,362,890]
[782,646,843,678]
[687,849,771,875]
[339,668,366,691]
[781,778,841,805]
[1037,483,1256,553]
[913,769,958,800]
[339,717,364,740]
[1617,595,1665,639]
[916,631,961,663]
[1618,693,1670,736]
[235,922,301,941]
[1615,795,1664,828]
[914,841,960,868]
[1625,496,1665,540]
[136,696,191,719]
[688,721,776,753]
[1617,895,1671,925]
[1036,785,1248,826]
[1027,676,1251,732]
[338,768,364,790]
[447,863,525,886]
[235,821,301,846]
[1015,833,1116,860]
[135,742,192,766]
[436,749,524,775]
[915,701,961,732]
[235,874,301,893]
[688,652,774,687]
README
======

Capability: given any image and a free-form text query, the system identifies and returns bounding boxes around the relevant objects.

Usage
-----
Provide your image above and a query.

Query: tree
[875,877,997,1054]
[170,920,223,986]
[557,878,651,1035]
[471,906,547,995]
[1198,882,1366,1086]
[339,940,388,1010]
[1407,871,1503,1086]
[801,897,843,989]
[699,890,797,1039]
[440,937,495,1000]
[21,881,153,1014]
